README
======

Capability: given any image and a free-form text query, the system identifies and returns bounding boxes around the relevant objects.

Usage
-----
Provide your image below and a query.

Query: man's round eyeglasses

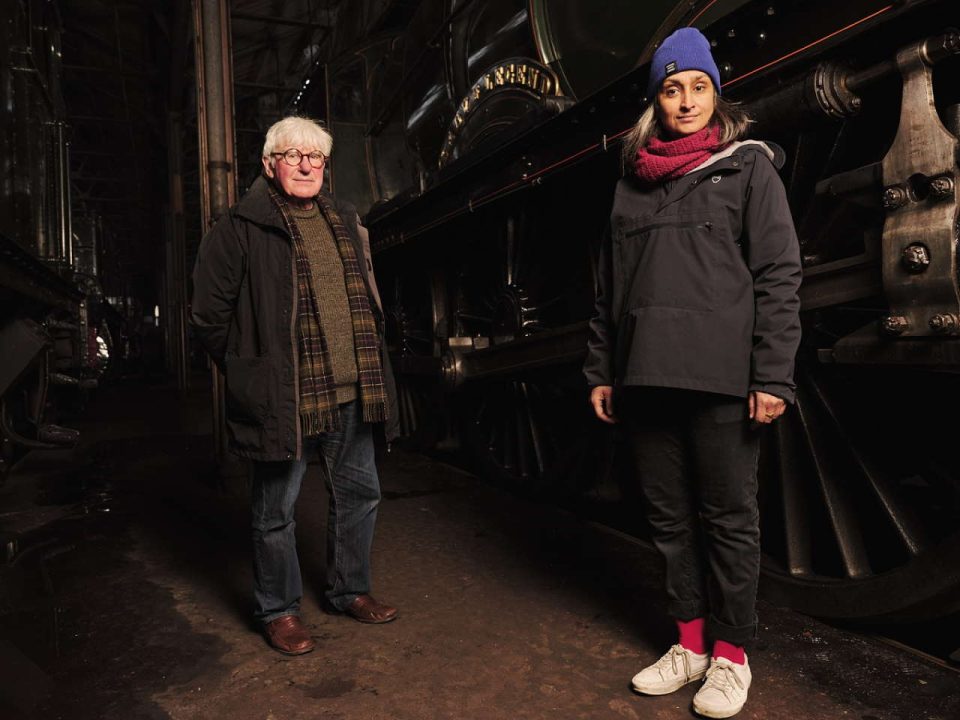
[273,149,327,168]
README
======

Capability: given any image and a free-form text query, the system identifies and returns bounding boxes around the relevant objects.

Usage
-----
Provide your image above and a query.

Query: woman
[583,27,801,719]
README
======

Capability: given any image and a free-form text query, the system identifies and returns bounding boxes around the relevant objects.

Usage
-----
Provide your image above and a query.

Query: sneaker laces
[702,660,744,699]
[656,644,690,678]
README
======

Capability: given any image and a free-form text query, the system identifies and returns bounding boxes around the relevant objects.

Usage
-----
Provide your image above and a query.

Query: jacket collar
[689,140,784,174]
[233,175,341,235]
[656,141,785,212]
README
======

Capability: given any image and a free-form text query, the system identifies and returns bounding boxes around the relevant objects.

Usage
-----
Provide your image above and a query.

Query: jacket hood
[233,175,343,230]
[689,140,785,175]
[234,175,283,227]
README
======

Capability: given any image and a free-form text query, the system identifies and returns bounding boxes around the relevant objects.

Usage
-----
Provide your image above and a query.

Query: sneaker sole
[692,699,746,718]
[631,669,707,696]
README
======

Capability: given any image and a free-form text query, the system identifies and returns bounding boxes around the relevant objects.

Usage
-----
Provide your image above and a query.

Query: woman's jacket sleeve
[743,156,802,403]
[583,222,616,387]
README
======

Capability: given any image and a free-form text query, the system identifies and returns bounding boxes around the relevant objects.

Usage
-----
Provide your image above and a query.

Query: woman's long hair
[621,95,752,164]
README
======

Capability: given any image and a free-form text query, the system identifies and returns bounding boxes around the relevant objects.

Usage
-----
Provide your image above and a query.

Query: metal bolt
[929,176,954,199]
[881,315,909,335]
[929,314,959,334]
[882,185,909,210]
[901,243,931,273]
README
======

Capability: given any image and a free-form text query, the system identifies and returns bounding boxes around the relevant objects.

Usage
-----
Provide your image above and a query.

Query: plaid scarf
[266,182,387,435]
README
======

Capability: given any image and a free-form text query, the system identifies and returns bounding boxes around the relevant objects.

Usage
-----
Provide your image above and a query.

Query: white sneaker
[631,644,710,695]
[692,655,752,718]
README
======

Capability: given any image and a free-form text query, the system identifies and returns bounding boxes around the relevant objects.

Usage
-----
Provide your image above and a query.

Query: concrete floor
[1,378,958,720]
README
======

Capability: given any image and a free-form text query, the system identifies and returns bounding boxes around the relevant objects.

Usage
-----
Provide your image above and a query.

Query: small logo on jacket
[665,61,678,75]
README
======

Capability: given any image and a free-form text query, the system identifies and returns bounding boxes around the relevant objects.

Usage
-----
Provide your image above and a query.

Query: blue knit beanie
[646,27,721,98]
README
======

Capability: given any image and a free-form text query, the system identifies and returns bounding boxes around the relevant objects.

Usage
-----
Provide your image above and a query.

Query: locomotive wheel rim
[759,533,960,619]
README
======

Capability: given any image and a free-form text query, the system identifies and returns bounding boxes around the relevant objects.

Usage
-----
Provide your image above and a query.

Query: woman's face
[656,70,716,138]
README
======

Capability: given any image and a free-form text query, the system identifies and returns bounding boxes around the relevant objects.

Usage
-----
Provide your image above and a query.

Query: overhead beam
[62,63,154,79]
[231,12,328,30]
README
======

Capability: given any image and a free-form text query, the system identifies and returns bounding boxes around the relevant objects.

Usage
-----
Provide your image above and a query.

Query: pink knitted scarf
[634,126,727,184]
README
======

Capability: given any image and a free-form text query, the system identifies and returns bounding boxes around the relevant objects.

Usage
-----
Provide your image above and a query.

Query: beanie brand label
[665,61,678,75]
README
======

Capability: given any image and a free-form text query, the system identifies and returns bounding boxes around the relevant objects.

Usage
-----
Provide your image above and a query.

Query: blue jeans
[251,400,381,624]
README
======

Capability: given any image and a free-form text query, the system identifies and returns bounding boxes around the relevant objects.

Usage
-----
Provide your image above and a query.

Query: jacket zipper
[623,220,713,239]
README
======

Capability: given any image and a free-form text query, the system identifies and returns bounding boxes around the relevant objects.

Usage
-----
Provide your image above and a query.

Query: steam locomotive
[0,1,111,484]
[294,0,960,621]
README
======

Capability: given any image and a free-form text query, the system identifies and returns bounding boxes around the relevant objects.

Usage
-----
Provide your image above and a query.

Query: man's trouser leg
[251,453,309,623]
[317,399,381,611]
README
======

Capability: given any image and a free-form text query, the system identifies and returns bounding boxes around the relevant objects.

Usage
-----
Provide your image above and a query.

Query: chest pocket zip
[623,220,713,239]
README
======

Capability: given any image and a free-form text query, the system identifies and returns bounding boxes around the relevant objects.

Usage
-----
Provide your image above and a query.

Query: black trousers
[621,387,762,645]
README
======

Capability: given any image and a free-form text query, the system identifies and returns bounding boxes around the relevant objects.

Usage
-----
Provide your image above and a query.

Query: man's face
[261,144,325,200]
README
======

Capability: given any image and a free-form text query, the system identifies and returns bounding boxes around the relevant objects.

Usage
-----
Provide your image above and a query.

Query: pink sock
[713,640,746,664]
[676,618,706,655]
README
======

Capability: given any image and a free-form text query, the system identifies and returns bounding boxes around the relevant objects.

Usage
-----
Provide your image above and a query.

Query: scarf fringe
[301,409,342,437]
[300,401,387,437]
[362,399,387,424]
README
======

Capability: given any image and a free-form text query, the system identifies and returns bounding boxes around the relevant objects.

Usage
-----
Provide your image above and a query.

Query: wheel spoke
[521,382,547,477]
[514,387,532,479]
[795,379,872,579]
[807,376,928,556]
[776,413,814,577]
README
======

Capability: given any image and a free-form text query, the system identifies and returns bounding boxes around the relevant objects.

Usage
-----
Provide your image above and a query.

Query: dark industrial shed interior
[2,1,959,718]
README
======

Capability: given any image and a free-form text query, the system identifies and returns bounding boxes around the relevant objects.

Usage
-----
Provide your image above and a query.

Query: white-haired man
[191,116,399,655]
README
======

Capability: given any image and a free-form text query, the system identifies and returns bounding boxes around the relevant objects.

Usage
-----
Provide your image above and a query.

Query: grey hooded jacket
[583,141,802,402]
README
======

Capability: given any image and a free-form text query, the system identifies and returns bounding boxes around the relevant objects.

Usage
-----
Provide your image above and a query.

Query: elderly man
[191,116,399,655]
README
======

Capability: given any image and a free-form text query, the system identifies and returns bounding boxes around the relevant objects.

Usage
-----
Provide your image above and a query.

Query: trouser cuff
[707,615,758,646]
[668,599,708,623]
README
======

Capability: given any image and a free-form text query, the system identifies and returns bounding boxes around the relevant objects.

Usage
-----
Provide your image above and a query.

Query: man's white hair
[261,116,333,160]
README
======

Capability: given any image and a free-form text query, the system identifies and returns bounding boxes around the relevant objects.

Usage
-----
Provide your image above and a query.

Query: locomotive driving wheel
[382,269,443,448]
[449,201,602,492]
[756,325,960,619]
[459,366,615,497]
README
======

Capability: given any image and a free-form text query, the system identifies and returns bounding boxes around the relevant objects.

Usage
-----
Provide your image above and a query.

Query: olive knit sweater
[290,204,358,404]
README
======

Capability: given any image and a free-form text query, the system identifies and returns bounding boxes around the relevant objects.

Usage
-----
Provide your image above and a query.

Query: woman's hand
[749,390,786,424]
[591,385,618,424]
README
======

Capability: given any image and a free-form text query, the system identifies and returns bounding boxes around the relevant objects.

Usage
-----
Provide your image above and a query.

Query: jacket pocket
[224,354,274,424]
[616,213,720,312]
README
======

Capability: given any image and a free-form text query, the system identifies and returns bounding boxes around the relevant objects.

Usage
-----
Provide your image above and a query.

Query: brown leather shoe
[264,615,316,655]
[344,594,398,624]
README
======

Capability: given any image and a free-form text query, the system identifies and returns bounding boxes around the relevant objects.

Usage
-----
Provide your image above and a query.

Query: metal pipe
[168,111,189,391]
[194,0,237,459]
[200,0,230,220]
[64,123,73,268]
[55,122,68,266]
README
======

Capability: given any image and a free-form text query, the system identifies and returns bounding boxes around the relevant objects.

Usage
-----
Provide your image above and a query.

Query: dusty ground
[0,378,957,720]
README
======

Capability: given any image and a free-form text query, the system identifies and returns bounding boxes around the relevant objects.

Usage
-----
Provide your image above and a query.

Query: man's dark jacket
[191,176,400,461]
[583,142,802,402]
